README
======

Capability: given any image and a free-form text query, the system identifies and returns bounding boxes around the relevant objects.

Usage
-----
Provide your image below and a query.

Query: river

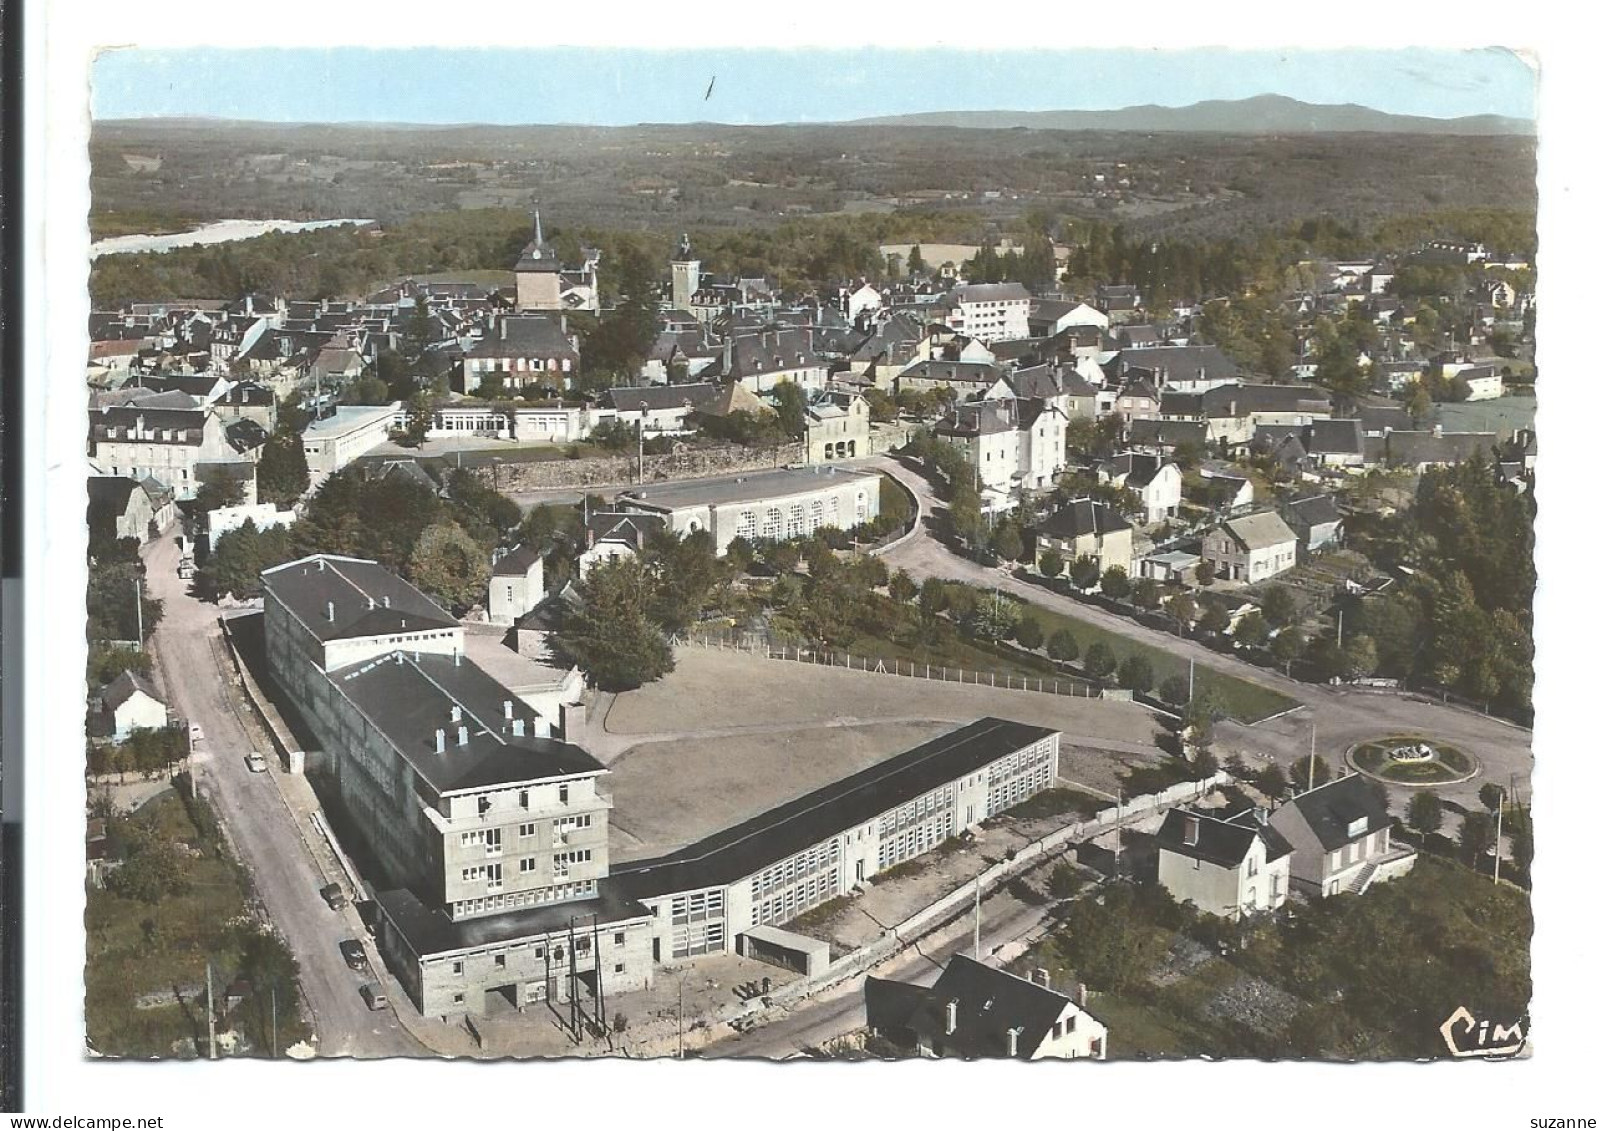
[90,217,375,259]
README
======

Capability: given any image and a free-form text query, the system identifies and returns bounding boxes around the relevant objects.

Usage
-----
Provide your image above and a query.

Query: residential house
[1303,419,1366,469]
[87,475,175,544]
[1155,808,1293,921]
[865,955,1107,1060]
[99,670,168,741]
[721,328,829,394]
[461,314,581,394]
[1456,364,1505,402]
[1095,283,1142,324]
[1363,428,1500,471]
[1028,299,1107,337]
[1281,493,1345,554]
[1197,470,1254,512]
[805,388,872,463]
[1035,500,1133,577]
[1097,453,1182,525]
[1126,419,1210,457]
[1112,377,1161,424]
[88,406,235,501]
[1268,774,1416,898]
[577,511,667,578]
[487,545,546,628]
[933,398,1068,499]
[602,384,721,437]
[1202,511,1299,583]
[895,359,1010,402]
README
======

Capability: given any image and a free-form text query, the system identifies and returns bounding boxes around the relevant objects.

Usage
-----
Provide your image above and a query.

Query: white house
[487,545,544,627]
[935,282,1032,344]
[1269,774,1417,898]
[301,403,402,483]
[1155,808,1293,921]
[576,512,665,577]
[207,501,297,552]
[1097,454,1182,525]
[1202,511,1299,584]
[865,955,1107,1061]
[100,670,168,741]
[934,398,1068,498]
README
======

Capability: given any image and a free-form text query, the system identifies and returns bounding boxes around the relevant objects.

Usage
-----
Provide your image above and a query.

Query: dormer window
[1347,816,1369,839]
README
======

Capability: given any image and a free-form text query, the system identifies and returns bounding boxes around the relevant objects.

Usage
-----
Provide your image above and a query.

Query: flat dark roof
[332,650,603,795]
[617,465,878,512]
[611,718,1057,900]
[376,886,651,959]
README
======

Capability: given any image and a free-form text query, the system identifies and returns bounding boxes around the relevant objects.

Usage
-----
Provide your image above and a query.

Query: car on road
[359,983,388,1011]
[190,723,204,742]
[320,883,348,910]
[245,752,269,773]
[339,939,369,970]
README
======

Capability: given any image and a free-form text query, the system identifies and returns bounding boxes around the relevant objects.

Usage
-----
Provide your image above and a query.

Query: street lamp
[639,401,649,484]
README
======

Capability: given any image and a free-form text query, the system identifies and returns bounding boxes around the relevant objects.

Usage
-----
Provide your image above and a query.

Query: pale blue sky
[93,47,1534,125]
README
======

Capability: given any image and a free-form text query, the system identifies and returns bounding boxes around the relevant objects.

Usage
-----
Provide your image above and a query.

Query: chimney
[383,595,391,608]
[503,700,514,720]
[454,651,462,667]
[945,1000,958,1036]
[1006,1027,1021,1058]
[451,705,462,724]
[1033,967,1050,988]
[1076,983,1088,1009]
[326,601,335,622]
[367,596,375,610]
[1183,814,1201,846]
[1254,807,1269,826]
[500,318,508,341]
[434,728,446,754]
[457,725,469,747]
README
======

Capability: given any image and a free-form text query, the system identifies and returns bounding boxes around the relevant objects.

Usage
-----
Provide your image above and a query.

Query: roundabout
[1347,735,1481,787]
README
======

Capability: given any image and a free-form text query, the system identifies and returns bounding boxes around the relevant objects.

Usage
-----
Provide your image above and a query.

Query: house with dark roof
[1096,453,1182,525]
[462,313,581,394]
[1155,807,1293,920]
[577,511,667,578]
[98,670,168,740]
[1304,418,1366,468]
[1282,493,1345,553]
[1127,418,1209,456]
[602,383,721,436]
[933,396,1069,497]
[1036,500,1133,577]
[89,405,235,501]
[867,955,1107,1060]
[1363,428,1500,471]
[935,282,1031,343]
[488,545,544,628]
[719,327,829,393]
[87,475,174,545]
[1269,773,1416,897]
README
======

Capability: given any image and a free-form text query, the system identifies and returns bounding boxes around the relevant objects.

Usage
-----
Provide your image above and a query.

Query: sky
[91,47,1536,126]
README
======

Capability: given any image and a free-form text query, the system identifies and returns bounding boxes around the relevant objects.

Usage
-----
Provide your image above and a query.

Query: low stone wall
[471,442,808,493]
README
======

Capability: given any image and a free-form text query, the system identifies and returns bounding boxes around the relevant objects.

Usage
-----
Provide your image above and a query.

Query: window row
[750,839,840,898]
[751,867,841,928]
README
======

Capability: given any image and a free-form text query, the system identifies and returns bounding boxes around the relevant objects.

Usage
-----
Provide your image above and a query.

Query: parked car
[339,939,368,971]
[320,883,347,910]
[189,723,204,743]
[245,752,268,773]
[359,983,388,1011]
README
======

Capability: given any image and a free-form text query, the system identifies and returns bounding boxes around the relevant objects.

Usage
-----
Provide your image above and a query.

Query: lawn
[1009,598,1299,724]
[85,791,310,1058]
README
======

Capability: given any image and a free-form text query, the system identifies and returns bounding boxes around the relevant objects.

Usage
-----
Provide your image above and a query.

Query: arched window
[762,507,783,540]
[786,503,807,538]
[735,510,757,540]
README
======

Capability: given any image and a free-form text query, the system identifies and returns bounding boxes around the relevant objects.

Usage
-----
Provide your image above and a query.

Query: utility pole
[1187,657,1195,705]
[134,577,144,646]
[1337,607,1345,650]
[1114,791,1123,878]
[271,984,278,1059]
[205,961,217,1060]
[1493,801,1503,886]
[676,974,685,1060]
[973,877,981,961]
[638,402,649,484]
[1308,726,1317,793]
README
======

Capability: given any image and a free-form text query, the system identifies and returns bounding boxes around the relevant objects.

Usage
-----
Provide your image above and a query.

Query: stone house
[1155,808,1293,921]
[1202,511,1299,583]
[1268,774,1417,898]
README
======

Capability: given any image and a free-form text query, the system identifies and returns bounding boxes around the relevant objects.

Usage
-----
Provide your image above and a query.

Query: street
[142,530,426,1058]
[871,456,1532,812]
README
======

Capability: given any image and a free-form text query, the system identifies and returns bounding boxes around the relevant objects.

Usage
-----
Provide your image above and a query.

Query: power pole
[134,577,144,646]
[1187,657,1195,705]
[973,877,982,961]
[676,974,685,1060]
[271,984,278,1059]
[1308,726,1317,793]
[205,961,217,1060]
[1493,801,1503,886]
[638,402,649,484]
[1337,607,1344,650]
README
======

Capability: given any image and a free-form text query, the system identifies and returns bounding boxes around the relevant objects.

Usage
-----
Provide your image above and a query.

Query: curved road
[871,456,1532,812]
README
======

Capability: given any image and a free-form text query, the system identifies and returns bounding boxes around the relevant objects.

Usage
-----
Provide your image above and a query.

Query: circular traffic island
[1347,735,1480,787]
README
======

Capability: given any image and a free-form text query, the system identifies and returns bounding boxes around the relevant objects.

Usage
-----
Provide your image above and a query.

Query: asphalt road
[143,531,425,1058]
[871,456,1532,812]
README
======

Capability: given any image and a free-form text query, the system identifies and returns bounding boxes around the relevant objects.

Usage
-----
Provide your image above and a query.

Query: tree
[1158,674,1190,706]
[1198,602,1231,636]
[1118,655,1154,694]
[948,484,985,549]
[992,522,1024,563]
[888,569,918,605]
[1407,790,1444,839]
[193,475,245,515]
[1047,628,1079,664]
[1403,381,1434,426]
[407,521,491,614]
[1069,554,1101,590]
[1459,811,1496,867]
[256,429,310,506]
[1291,754,1332,791]
[1100,566,1130,601]
[1341,634,1379,681]
[1253,761,1288,800]
[1233,609,1269,649]
[1083,641,1116,680]
[968,592,1019,642]
[1194,560,1216,587]
[646,529,724,635]
[1181,695,1218,751]
[555,557,675,691]
[1038,549,1064,580]
[1164,592,1197,634]
[1261,585,1297,629]
[1047,863,1084,901]
[1131,577,1161,611]
[1014,616,1044,652]
[1478,782,1508,813]
[401,392,434,449]
[771,380,808,439]
[1305,635,1346,682]
[1271,628,1304,675]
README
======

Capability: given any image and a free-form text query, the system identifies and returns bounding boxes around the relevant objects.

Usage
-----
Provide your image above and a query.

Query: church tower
[514,210,562,312]
[670,233,700,312]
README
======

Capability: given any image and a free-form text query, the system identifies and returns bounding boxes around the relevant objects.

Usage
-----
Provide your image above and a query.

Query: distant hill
[850,94,1534,136]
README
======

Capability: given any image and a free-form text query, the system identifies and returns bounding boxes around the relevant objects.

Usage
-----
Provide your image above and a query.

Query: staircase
[1343,861,1378,896]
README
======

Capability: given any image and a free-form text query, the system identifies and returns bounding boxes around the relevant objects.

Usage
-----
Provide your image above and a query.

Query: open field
[599,646,1171,862]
